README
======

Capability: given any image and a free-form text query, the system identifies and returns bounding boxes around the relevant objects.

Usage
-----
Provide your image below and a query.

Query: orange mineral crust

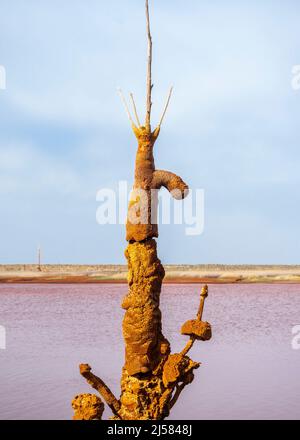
[73,0,212,420]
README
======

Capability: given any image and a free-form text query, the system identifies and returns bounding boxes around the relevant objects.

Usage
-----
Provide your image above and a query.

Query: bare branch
[158,87,173,127]
[145,0,153,129]
[79,364,121,417]
[118,88,136,126]
[130,93,141,127]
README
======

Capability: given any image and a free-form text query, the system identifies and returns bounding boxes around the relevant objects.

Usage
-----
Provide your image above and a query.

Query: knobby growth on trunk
[72,0,212,420]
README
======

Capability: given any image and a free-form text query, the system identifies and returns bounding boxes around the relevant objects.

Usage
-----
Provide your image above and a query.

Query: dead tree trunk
[72,0,212,421]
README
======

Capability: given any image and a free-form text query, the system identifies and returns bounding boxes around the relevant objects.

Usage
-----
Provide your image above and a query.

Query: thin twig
[145,0,152,129]
[158,86,173,127]
[118,88,135,126]
[130,93,141,126]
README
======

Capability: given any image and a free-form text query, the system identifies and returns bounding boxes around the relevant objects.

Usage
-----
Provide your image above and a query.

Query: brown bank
[1,264,300,284]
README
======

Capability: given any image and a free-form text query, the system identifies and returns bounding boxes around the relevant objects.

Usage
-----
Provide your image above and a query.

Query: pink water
[0,283,300,420]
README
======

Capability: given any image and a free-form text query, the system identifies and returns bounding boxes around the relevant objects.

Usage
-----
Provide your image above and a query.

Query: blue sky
[0,0,300,264]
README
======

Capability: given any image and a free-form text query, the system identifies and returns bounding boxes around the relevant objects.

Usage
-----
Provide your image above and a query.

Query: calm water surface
[0,283,299,420]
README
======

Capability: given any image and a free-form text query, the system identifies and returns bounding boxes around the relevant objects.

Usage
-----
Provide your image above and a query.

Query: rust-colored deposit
[72,394,104,420]
[72,0,212,420]
[72,125,212,420]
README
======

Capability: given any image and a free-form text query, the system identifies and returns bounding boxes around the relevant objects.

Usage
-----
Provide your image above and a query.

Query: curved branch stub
[152,170,189,199]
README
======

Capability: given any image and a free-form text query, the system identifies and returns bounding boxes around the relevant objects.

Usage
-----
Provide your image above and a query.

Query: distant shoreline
[1,264,300,284]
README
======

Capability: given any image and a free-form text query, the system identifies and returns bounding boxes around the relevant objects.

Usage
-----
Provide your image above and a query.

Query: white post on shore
[37,245,42,271]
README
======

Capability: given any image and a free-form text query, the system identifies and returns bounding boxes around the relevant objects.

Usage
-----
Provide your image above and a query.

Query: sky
[0,0,300,265]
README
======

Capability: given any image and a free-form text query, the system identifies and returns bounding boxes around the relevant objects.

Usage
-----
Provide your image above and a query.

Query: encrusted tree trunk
[118,124,190,419]
[72,0,212,421]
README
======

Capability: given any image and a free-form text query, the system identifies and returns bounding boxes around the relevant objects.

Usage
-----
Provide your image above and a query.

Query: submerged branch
[79,364,121,417]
